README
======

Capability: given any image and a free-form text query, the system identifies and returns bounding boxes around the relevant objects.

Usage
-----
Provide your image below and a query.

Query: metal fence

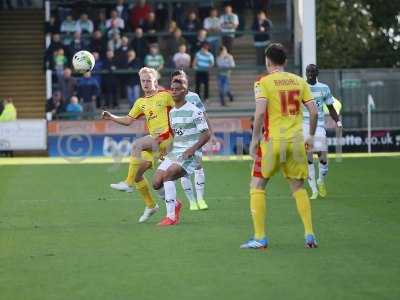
[319,69,400,129]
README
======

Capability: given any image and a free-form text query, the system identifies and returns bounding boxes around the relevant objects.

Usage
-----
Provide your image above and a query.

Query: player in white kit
[152,77,211,226]
[171,70,211,211]
[303,64,342,199]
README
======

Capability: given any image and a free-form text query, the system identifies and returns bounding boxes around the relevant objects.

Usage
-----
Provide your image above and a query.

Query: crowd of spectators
[44,0,273,119]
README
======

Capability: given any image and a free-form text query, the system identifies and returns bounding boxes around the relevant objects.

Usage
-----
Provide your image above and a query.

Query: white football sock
[194,168,205,201]
[307,162,318,193]
[318,161,328,183]
[163,181,176,220]
[180,176,196,204]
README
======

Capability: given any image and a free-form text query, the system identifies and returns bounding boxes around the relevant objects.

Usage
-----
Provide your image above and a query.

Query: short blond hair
[139,67,158,79]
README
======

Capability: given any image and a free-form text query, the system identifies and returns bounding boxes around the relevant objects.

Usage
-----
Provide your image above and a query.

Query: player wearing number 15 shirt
[252,69,314,179]
[241,43,319,250]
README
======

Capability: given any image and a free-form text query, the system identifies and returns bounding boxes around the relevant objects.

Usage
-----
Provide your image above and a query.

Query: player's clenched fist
[102,111,112,120]
[305,135,314,152]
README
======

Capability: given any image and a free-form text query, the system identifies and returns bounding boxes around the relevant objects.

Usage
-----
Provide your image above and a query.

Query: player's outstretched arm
[250,99,267,159]
[101,111,134,126]
[182,130,211,159]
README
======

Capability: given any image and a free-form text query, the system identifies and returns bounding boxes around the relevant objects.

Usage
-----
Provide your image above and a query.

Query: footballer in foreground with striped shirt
[171,70,210,211]
[152,78,211,226]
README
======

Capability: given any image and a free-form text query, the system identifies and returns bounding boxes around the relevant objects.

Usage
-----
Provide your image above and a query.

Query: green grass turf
[0,157,399,300]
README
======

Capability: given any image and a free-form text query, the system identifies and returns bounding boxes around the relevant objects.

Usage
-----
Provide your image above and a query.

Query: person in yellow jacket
[0,98,17,157]
[0,98,17,122]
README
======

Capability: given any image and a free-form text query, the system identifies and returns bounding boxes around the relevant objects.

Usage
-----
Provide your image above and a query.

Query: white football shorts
[303,123,328,152]
[157,155,199,175]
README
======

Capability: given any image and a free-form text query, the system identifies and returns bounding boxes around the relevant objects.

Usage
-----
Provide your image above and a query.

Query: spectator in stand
[115,36,130,67]
[252,10,272,66]
[60,15,77,45]
[172,2,185,28]
[102,50,118,108]
[142,11,159,45]
[96,10,108,35]
[154,1,168,29]
[65,96,83,120]
[231,0,246,32]
[115,36,130,99]
[216,45,235,106]
[144,44,164,72]
[46,90,66,119]
[0,98,17,155]
[76,13,94,35]
[53,48,68,80]
[182,11,202,48]
[130,27,148,62]
[91,51,103,108]
[166,20,178,35]
[59,68,77,102]
[106,9,125,31]
[173,44,191,69]
[0,98,17,122]
[77,71,100,116]
[90,30,107,58]
[130,0,152,30]
[113,0,130,23]
[125,50,142,106]
[162,20,177,55]
[204,8,221,56]
[69,31,89,54]
[47,33,64,54]
[45,16,60,35]
[163,28,187,63]
[161,21,177,61]
[193,42,214,102]
[45,34,66,68]
[191,29,208,58]
[220,5,239,53]
[107,32,122,52]
[106,21,122,40]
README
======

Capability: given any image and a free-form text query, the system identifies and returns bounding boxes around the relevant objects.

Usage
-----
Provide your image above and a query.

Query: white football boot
[310,191,319,200]
[138,204,160,223]
[110,181,133,193]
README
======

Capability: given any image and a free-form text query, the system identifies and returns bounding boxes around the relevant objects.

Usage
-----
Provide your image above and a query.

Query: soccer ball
[72,50,95,73]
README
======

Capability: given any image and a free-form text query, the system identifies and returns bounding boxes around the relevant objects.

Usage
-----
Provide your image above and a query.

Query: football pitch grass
[1,157,399,300]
